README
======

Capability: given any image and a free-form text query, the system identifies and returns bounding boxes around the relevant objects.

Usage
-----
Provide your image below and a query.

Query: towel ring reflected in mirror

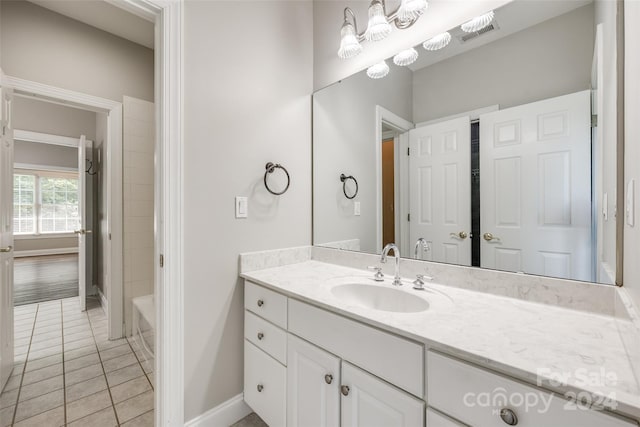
[340,174,359,199]
[264,162,290,195]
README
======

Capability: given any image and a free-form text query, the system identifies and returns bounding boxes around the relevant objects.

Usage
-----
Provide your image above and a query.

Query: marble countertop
[241,260,640,421]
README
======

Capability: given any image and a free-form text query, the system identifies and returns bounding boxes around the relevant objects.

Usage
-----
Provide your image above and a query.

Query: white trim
[106,0,157,22]
[14,248,79,258]
[415,104,500,127]
[375,106,413,252]
[3,76,120,113]
[14,163,78,173]
[14,130,86,147]
[14,233,75,240]
[97,287,109,315]
[184,394,251,427]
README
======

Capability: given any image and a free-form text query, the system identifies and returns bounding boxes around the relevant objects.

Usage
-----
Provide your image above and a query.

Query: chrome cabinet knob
[257,384,264,392]
[340,385,350,396]
[324,374,333,384]
[499,408,518,425]
[257,332,264,340]
[257,299,264,307]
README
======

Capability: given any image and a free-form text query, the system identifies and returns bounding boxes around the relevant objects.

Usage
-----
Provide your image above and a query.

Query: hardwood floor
[13,254,79,306]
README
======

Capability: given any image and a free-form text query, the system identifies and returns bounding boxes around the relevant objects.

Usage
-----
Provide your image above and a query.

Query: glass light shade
[393,48,418,66]
[397,0,428,22]
[338,21,362,59]
[365,0,392,42]
[461,11,494,33]
[422,32,451,51]
[367,60,390,79]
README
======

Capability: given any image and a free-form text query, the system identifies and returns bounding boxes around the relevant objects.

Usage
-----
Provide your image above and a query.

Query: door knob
[0,245,12,253]
[73,229,86,235]
[450,231,468,239]
[483,232,501,242]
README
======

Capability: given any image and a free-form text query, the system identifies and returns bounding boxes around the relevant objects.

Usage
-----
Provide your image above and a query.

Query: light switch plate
[235,196,248,219]
[627,180,635,226]
[354,201,361,216]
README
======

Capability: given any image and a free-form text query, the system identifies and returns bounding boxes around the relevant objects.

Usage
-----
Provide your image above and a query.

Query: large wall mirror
[313,0,621,285]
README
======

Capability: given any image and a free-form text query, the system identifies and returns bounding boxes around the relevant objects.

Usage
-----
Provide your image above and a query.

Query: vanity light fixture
[461,10,494,33]
[338,0,428,59]
[367,60,390,79]
[393,47,418,66]
[422,31,451,51]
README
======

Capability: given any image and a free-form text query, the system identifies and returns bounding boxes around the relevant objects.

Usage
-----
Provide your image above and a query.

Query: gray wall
[412,4,594,123]
[0,0,154,102]
[314,68,413,254]
[13,96,96,141]
[183,0,313,421]
[14,141,77,170]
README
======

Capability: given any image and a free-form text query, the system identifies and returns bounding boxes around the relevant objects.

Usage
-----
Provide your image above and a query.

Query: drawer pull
[340,385,350,396]
[257,332,264,340]
[499,408,518,425]
[257,384,264,392]
[324,374,333,384]
[257,299,264,307]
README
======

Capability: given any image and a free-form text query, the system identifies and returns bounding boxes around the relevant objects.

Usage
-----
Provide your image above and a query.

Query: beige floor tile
[24,353,62,372]
[14,389,64,422]
[3,374,22,391]
[106,363,144,388]
[65,363,104,386]
[96,338,128,351]
[28,336,62,352]
[120,409,154,426]
[99,343,132,361]
[231,413,268,427]
[63,324,92,336]
[103,352,138,373]
[65,375,108,403]
[0,388,18,410]
[21,362,63,386]
[14,344,29,356]
[148,372,154,388]
[65,352,101,373]
[109,376,152,404]
[65,343,98,361]
[114,390,154,424]
[18,375,63,402]
[32,324,62,335]
[0,404,14,427]
[30,330,62,344]
[66,390,112,422]
[65,337,97,351]
[68,406,118,427]
[64,330,94,344]
[27,345,63,361]
[13,405,64,427]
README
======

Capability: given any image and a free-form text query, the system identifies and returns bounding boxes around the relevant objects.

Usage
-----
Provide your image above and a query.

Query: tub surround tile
[241,257,640,420]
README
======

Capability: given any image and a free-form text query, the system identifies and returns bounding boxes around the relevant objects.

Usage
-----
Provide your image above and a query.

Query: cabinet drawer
[427,351,635,427]
[245,310,287,365]
[289,299,424,397]
[426,408,467,427]
[244,340,286,427]
[245,281,287,329]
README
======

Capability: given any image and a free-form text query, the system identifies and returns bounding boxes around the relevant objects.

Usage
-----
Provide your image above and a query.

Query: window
[13,171,80,235]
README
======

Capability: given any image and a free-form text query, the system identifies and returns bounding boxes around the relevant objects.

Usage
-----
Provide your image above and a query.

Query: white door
[480,90,592,280]
[0,86,14,389]
[76,135,87,311]
[409,117,471,265]
[287,334,340,427]
[341,362,424,427]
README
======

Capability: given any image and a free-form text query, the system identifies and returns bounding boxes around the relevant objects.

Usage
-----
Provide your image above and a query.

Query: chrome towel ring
[264,162,290,195]
[340,174,358,199]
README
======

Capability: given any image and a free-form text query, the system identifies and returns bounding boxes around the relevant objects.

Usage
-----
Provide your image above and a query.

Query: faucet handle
[413,274,433,290]
[367,266,385,282]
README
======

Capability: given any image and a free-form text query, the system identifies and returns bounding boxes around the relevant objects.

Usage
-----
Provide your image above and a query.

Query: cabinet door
[287,334,340,427]
[245,340,286,427]
[341,362,424,427]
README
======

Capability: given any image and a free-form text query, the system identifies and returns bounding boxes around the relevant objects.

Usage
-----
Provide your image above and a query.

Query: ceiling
[408,0,593,71]
[27,0,154,49]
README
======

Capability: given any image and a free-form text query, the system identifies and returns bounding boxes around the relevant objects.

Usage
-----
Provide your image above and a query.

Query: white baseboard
[184,394,251,427]
[14,248,79,258]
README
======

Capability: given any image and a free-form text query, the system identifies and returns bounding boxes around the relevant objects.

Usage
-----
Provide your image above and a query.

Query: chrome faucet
[381,243,402,286]
[414,238,430,260]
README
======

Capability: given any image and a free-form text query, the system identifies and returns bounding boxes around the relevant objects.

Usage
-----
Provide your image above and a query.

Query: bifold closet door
[479,90,592,280]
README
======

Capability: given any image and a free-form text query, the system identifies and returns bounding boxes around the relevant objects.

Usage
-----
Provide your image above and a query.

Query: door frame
[375,106,413,254]
[1,0,184,424]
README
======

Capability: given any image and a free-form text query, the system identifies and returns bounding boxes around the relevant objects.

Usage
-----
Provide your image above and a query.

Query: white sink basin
[331,283,429,313]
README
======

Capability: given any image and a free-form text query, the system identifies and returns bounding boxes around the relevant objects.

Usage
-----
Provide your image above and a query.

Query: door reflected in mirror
[313,0,619,285]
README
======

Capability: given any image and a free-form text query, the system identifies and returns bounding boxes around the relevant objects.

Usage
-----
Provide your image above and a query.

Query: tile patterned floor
[0,297,154,426]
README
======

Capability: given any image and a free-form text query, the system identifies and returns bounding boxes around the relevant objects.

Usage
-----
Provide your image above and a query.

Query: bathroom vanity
[240,254,640,427]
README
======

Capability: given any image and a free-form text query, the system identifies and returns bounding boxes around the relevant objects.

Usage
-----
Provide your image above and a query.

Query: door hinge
[407,147,410,156]
[159,254,164,268]
[407,213,411,222]
[591,114,598,127]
